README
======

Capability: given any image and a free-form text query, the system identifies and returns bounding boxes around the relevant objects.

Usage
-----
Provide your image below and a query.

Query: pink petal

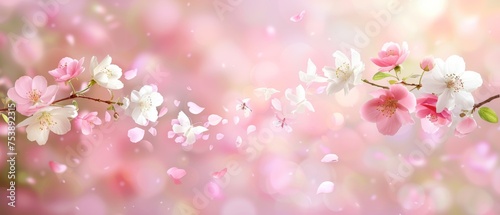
[187,101,205,114]
[167,167,186,182]
[376,115,402,135]
[247,125,256,134]
[456,117,477,136]
[124,69,137,80]
[271,98,282,111]
[317,181,335,194]
[235,136,242,147]
[202,134,210,140]
[158,106,168,118]
[128,127,145,143]
[186,86,192,91]
[290,10,305,22]
[233,116,240,125]
[321,154,339,163]
[216,133,224,140]
[360,99,382,122]
[175,136,185,143]
[205,182,222,199]
[148,127,157,136]
[168,131,176,138]
[212,168,228,179]
[222,119,228,125]
[174,100,180,107]
[49,161,67,173]
[208,114,223,126]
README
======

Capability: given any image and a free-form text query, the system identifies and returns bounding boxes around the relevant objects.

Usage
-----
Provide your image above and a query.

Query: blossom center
[27,89,42,103]
[444,74,464,92]
[38,112,56,130]
[140,96,153,112]
[335,63,351,81]
[377,97,398,117]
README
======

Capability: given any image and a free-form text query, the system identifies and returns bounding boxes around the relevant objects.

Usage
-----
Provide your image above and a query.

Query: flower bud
[420,56,435,71]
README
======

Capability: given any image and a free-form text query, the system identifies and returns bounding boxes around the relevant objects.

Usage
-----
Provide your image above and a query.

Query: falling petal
[209,145,214,150]
[223,106,229,112]
[159,106,168,118]
[317,181,335,194]
[187,86,192,91]
[124,69,138,80]
[66,34,75,46]
[174,100,180,107]
[271,98,282,111]
[316,86,326,94]
[202,134,210,140]
[148,127,157,136]
[321,154,339,163]
[206,182,222,199]
[290,10,306,22]
[187,102,205,114]
[208,114,223,126]
[247,125,256,134]
[234,116,240,125]
[212,168,227,178]
[235,136,243,147]
[49,161,67,173]
[168,131,175,138]
[105,111,111,122]
[167,167,186,184]
[128,127,145,143]
[175,136,185,143]
[222,119,228,125]
[216,133,224,140]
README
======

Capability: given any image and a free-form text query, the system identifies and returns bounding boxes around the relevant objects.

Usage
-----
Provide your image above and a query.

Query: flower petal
[461,71,483,91]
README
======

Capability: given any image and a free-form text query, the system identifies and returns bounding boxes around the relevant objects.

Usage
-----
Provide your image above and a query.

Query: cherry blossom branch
[471,94,500,113]
[53,93,123,106]
[362,79,389,89]
[0,94,122,113]
[401,81,422,90]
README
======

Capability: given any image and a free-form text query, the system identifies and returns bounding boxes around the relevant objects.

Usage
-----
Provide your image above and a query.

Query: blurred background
[1,0,500,214]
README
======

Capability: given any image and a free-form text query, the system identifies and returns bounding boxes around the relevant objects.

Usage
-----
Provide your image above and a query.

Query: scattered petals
[167,167,186,184]
[216,133,224,140]
[321,154,339,163]
[128,127,145,143]
[124,69,138,80]
[187,102,205,114]
[317,181,335,194]
[212,168,227,178]
[290,10,305,22]
[247,125,256,134]
[208,114,223,126]
[49,161,67,173]
[148,127,157,136]
[159,106,168,118]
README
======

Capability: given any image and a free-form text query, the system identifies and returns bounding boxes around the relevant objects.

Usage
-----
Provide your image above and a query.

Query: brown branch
[471,94,500,113]
[362,79,389,89]
[1,94,122,113]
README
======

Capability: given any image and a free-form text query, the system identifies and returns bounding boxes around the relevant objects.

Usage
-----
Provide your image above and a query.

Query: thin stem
[362,79,389,89]
[68,81,76,94]
[409,70,426,91]
[471,94,500,113]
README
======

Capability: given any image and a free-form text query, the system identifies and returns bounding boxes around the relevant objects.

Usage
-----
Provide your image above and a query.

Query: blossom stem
[68,81,77,94]
[471,94,500,113]
[362,79,389,89]
[52,94,123,106]
[409,70,426,91]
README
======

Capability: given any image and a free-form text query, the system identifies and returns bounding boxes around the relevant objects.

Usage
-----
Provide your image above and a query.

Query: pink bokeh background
[1,0,500,214]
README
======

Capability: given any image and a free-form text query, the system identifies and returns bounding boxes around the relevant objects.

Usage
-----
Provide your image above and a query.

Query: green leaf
[373,72,393,81]
[478,107,498,123]
[1,113,8,123]
[72,100,79,110]
[388,80,398,85]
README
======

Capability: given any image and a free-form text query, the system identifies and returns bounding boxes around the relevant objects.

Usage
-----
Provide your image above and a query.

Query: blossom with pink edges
[370,42,409,72]
[416,94,452,133]
[7,75,58,116]
[361,84,416,135]
[75,111,102,135]
[48,57,85,82]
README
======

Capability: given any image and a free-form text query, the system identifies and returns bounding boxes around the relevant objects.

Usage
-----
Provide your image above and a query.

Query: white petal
[454,91,474,110]
[128,127,145,143]
[208,114,223,126]
[295,85,306,100]
[49,116,71,135]
[461,71,483,91]
[445,55,465,75]
[173,124,188,134]
[421,74,446,94]
[183,132,196,146]
[302,101,315,112]
[285,88,299,104]
[150,92,164,107]
[333,51,349,68]
[436,90,453,113]
[322,67,335,79]
[177,111,191,127]
[317,181,335,194]
[321,154,339,163]
[106,79,124,90]
[326,81,344,95]
[307,58,316,74]
[192,126,208,135]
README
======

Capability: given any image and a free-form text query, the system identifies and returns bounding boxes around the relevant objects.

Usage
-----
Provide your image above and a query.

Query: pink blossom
[75,111,102,135]
[420,56,435,72]
[361,84,416,135]
[49,57,85,82]
[455,116,477,137]
[370,42,409,72]
[416,94,452,133]
[7,75,58,116]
